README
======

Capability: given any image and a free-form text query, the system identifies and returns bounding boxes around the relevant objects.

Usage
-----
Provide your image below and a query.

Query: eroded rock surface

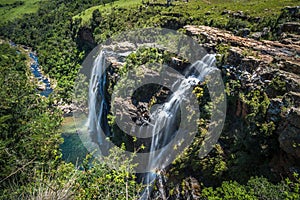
[278,108,300,159]
[184,25,300,72]
[184,24,300,173]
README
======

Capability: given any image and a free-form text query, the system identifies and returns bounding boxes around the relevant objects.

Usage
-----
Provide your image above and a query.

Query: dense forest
[0,0,299,199]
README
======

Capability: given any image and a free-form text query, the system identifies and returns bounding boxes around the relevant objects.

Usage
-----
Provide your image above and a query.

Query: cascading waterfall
[87,50,217,199]
[87,51,110,146]
[140,54,217,199]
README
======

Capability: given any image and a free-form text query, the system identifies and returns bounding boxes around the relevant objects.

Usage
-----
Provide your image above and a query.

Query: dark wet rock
[279,70,300,93]
[283,92,300,108]
[221,10,231,15]
[238,28,251,37]
[170,57,189,72]
[287,108,300,129]
[281,22,300,34]
[278,108,300,158]
[248,16,261,23]
[263,27,270,35]
[267,98,283,122]
[232,10,247,20]
[227,47,242,66]
[129,102,150,126]
[188,177,201,199]
[282,6,300,18]
[235,99,248,118]
[175,177,201,200]
[280,60,300,75]
[240,56,262,72]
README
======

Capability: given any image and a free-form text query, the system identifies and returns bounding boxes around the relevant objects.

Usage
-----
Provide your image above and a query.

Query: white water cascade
[87,51,110,146]
[140,54,217,199]
[87,51,217,199]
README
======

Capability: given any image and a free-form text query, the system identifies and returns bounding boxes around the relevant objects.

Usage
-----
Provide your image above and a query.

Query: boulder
[232,10,247,20]
[37,83,45,91]
[238,28,251,37]
[283,92,300,108]
[250,32,263,40]
[58,103,82,116]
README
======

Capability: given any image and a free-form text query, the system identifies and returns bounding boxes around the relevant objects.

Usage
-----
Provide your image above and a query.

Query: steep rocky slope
[185,24,300,174]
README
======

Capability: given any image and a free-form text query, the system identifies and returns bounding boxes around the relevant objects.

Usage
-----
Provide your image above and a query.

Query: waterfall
[87,51,110,146]
[140,54,217,199]
[87,50,217,199]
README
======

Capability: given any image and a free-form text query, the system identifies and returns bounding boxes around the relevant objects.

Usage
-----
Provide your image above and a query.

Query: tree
[0,44,63,193]
[91,9,102,30]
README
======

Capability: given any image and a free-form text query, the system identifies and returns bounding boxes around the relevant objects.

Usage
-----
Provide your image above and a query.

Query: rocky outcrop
[184,24,300,172]
[184,25,300,71]
[57,102,83,117]
[184,25,300,92]
[221,10,261,23]
[280,33,300,46]
[283,6,300,17]
[278,108,300,159]
[284,91,300,108]
[281,22,300,34]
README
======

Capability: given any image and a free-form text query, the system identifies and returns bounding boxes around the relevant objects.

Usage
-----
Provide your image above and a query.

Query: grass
[73,0,142,25]
[0,0,42,24]
[73,0,300,27]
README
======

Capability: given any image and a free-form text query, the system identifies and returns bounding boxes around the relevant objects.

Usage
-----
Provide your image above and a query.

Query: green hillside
[0,0,42,23]
[74,0,299,26]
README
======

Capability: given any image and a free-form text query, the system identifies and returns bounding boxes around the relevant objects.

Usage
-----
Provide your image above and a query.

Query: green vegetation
[0,0,299,199]
[76,0,299,32]
[202,175,300,200]
[73,0,141,25]
[74,146,143,200]
[71,0,300,47]
[0,0,42,23]
[0,43,63,198]
[0,46,141,197]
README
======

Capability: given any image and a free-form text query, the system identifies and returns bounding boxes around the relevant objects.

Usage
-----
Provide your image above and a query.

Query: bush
[201,175,300,200]
[74,146,143,200]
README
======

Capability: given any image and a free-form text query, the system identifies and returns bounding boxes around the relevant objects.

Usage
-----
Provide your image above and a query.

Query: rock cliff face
[278,108,300,158]
[184,24,300,173]
[85,23,300,178]
[184,25,300,74]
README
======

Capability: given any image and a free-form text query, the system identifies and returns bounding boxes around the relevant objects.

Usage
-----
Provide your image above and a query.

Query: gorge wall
[184,24,300,176]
